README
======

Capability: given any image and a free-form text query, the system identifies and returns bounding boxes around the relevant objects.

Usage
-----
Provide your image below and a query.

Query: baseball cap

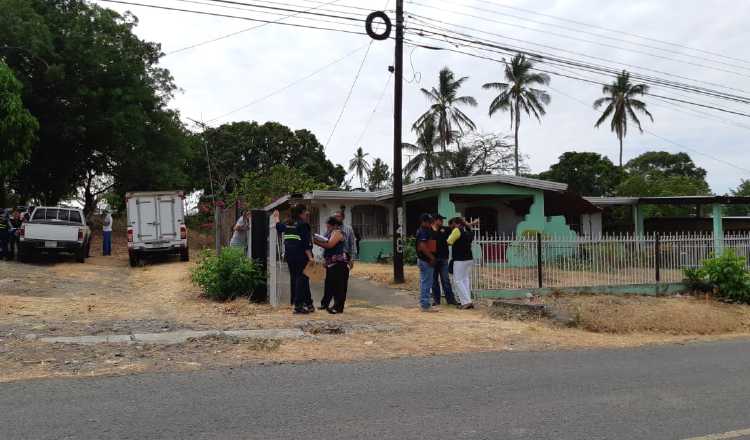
[419,213,434,223]
[434,213,446,220]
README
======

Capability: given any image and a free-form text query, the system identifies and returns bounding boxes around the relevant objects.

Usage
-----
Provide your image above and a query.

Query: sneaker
[459,303,475,310]
[326,308,338,315]
[306,304,316,313]
[420,307,439,313]
[293,308,310,315]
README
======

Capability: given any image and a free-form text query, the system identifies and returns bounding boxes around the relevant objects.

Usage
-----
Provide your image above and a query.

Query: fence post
[654,233,661,283]
[536,233,543,288]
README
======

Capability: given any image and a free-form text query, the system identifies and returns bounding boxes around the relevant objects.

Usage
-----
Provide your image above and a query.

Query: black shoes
[293,308,310,314]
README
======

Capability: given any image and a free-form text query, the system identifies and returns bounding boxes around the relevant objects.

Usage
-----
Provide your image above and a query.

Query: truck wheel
[17,247,31,263]
[180,247,189,262]
[76,246,86,263]
[129,252,138,267]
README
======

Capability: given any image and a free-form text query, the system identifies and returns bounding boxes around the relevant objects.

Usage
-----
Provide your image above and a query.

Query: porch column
[712,203,724,255]
[437,191,458,219]
[633,205,645,236]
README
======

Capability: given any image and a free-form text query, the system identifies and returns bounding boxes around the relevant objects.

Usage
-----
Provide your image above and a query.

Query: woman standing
[314,217,350,314]
[447,217,475,309]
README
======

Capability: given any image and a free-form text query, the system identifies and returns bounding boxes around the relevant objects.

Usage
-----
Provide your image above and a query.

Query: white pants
[452,260,473,305]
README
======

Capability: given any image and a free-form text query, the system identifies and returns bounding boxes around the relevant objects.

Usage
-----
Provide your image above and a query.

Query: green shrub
[683,267,711,292]
[403,237,417,266]
[191,247,265,301]
[684,250,750,303]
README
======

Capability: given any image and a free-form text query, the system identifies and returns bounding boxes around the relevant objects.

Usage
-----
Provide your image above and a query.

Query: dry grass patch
[544,294,750,335]
[351,263,420,291]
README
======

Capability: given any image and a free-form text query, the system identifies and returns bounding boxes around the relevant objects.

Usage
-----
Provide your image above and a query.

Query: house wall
[581,212,603,237]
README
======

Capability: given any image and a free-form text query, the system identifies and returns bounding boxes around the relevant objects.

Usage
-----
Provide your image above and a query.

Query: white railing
[471,232,750,292]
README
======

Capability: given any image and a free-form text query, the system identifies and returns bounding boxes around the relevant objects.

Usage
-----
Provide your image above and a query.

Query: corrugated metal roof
[584,196,640,206]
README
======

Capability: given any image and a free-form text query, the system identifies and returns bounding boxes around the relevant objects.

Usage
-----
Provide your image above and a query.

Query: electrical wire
[418,0,750,73]
[355,73,393,148]
[205,44,368,123]
[97,0,368,36]
[196,0,363,22]
[405,0,750,79]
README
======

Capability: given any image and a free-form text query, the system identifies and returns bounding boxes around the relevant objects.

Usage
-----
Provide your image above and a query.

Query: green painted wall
[358,239,393,262]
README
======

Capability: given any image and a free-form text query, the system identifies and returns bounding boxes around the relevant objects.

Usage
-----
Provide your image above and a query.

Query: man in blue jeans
[415,213,438,312]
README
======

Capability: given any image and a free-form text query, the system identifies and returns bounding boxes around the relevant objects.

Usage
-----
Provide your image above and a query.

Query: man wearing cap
[415,213,438,312]
[102,209,113,256]
[431,214,458,306]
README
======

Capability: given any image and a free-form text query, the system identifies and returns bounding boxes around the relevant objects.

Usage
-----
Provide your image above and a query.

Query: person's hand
[348,260,354,270]
[272,210,280,223]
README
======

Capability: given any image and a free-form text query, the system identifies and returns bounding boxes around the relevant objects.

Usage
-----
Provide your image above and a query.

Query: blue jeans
[432,258,455,304]
[102,231,112,256]
[417,259,435,309]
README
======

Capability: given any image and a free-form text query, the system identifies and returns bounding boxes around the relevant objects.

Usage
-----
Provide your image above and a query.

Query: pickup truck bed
[19,207,92,263]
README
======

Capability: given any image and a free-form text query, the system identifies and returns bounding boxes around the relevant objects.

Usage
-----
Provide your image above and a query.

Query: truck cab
[19,206,91,263]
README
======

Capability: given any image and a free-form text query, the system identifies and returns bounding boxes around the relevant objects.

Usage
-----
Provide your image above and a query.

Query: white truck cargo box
[126,191,188,266]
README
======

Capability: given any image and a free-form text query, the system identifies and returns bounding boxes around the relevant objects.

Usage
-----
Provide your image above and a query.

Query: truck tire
[76,246,86,263]
[17,246,31,263]
[129,252,138,267]
[180,247,189,262]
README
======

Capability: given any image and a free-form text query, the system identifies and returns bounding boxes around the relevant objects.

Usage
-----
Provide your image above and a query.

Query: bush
[191,247,265,301]
[403,237,417,266]
[684,250,750,303]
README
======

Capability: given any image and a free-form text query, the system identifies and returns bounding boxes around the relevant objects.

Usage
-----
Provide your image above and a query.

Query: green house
[265,175,601,263]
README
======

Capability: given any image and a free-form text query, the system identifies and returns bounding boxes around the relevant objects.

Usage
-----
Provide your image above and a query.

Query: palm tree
[443,143,479,178]
[403,118,444,180]
[482,53,551,176]
[413,67,478,152]
[348,147,371,189]
[368,158,390,191]
[594,70,653,167]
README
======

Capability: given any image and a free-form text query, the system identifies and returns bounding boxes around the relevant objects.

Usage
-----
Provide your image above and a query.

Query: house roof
[264,175,568,211]
[585,195,750,207]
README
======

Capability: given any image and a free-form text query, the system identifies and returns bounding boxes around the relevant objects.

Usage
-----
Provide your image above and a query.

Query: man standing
[275,205,315,314]
[102,209,113,256]
[8,209,22,260]
[431,214,458,306]
[416,213,438,312]
[229,210,250,250]
[0,209,10,261]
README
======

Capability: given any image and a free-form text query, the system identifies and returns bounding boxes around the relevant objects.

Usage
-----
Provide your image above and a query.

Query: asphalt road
[3,340,750,440]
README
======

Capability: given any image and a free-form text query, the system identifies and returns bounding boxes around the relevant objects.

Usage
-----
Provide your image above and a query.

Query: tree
[482,53,551,176]
[0,60,37,206]
[727,180,750,216]
[413,67,477,152]
[625,151,706,180]
[187,121,346,198]
[403,118,444,180]
[368,158,390,191]
[460,132,516,175]
[1,0,190,209]
[348,147,371,189]
[594,70,653,167]
[234,165,328,209]
[538,152,623,196]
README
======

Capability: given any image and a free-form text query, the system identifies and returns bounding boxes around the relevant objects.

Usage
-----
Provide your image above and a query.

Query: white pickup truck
[19,206,92,263]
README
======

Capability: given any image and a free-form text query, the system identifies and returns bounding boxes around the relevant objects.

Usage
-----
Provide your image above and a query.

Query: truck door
[136,196,158,242]
[157,196,177,241]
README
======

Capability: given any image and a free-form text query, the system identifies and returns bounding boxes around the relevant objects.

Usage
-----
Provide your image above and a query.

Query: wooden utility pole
[392,0,405,283]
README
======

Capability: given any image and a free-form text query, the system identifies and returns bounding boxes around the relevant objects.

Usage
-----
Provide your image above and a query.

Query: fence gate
[266,215,291,307]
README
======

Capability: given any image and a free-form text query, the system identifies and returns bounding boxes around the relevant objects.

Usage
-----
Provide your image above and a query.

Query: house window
[351,205,388,239]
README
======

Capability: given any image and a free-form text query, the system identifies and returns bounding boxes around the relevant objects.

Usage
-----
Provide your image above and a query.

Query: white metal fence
[471,232,750,292]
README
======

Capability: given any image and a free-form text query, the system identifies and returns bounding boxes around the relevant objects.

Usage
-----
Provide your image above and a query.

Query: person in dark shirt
[0,209,10,261]
[431,214,457,306]
[8,209,22,260]
[274,205,314,314]
[314,217,349,314]
[415,213,438,312]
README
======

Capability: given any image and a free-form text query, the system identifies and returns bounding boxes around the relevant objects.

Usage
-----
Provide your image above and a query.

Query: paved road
[3,340,750,440]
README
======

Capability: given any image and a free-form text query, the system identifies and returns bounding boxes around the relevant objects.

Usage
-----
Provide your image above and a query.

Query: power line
[460,0,750,67]
[205,44,368,123]
[406,13,750,96]
[165,0,352,55]
[355,73,393,148]
[405,0,750,79]
[419,0,750,73]
[324,40,374,148]
[97,0,367,36]
[405,28,750,110]
[196,0,364,23]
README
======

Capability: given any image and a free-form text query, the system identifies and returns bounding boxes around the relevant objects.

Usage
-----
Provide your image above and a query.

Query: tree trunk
[619,136,623,167]
[514,107,521,176]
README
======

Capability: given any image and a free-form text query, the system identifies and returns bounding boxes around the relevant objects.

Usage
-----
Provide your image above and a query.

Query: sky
[95,0,750,194]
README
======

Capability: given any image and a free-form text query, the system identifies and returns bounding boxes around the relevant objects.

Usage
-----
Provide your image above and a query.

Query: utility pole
[392,0,405,283]
[188,118,221,254]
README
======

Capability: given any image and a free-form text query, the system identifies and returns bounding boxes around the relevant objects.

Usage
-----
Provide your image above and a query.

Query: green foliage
[188,121,345,198]
[234,164,328,209]
[538,152,623,196]
[684,251,750,303]
[727,180,750,216]
[368,158,390,191]
[1,0,189,206]
[191,247,265,301]
[0,60,37,204]
[403,237,417,266]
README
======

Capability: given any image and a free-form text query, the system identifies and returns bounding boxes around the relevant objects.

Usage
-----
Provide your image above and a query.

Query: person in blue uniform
[275,205,314,314]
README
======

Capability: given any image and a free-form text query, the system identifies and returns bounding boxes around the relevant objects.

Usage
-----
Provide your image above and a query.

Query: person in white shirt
[230,210,250,248]
[102,209,113,256]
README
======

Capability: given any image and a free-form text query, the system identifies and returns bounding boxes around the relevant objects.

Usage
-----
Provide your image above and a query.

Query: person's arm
[315,230,343,249]
[275,222,287,234]
[417,240,435,264]
[446,228,461,246]
[299,223,314,261]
